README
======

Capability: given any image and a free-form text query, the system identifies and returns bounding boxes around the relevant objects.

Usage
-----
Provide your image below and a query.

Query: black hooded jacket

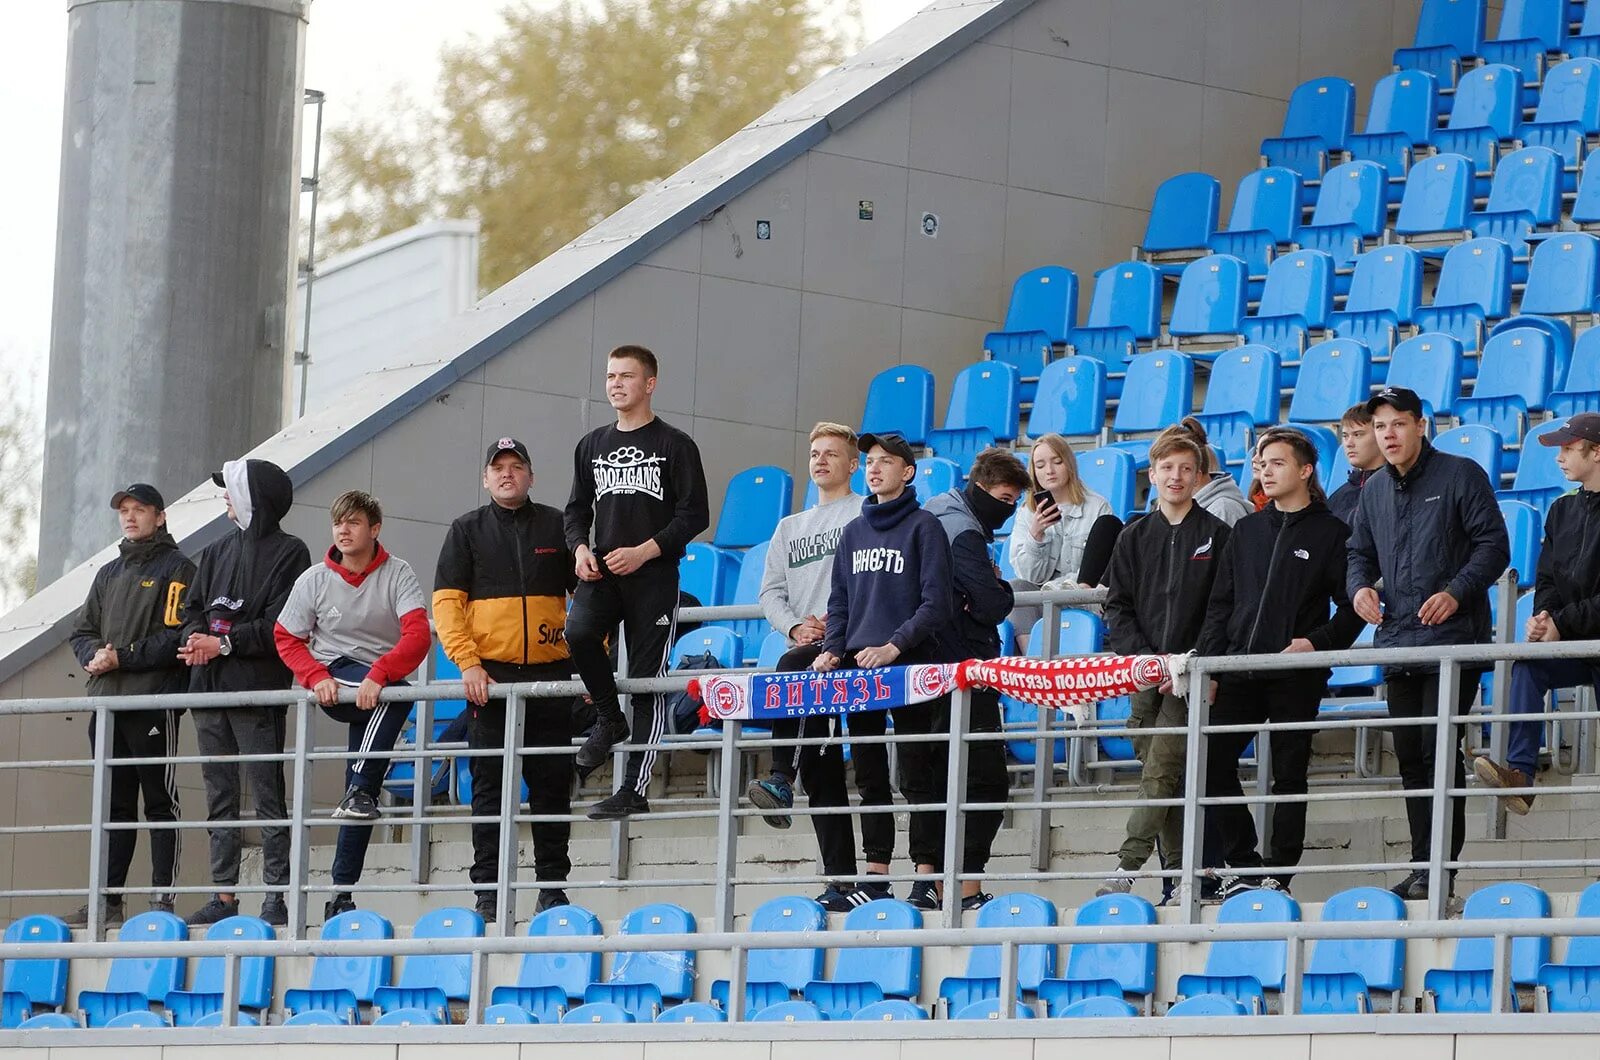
[1533,487,1600,641]
[179,460,313,694]
[1104,502,1230,656]
[924,484,1017,658]
[70,528,196,698]
[1328,466,1378,529]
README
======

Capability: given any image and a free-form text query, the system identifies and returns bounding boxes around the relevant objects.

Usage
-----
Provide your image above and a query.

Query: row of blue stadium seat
[1396,0,1600,95]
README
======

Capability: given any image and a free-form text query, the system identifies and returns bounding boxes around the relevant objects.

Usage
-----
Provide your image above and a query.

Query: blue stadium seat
[953,998,1035,1020]
[983,330,1053,390]
[1167,994,1251,1017]
[1167,254,1248,346]
[490,904,602,1023]
[562,1002,635,1024]
[1392,153,1475,246]
[1260,77,1356,179]
[1076,447,1137,521]
[852,999,929,1021]
[654,1002,725,1023]
[77,911,187,1028]
[937,892,1057,1009]
[1195,345,1280,467]
[1454,325,1555,441]
[1412,237,1512,353]
[671,627,742,670]
[860,364,935,446]
[1141,173,1222,277]
[1296,161,1388,267]
[1574,155,1600,228]
[1499,499,1542,589]
[1209,168,1303,276]
[722,541,771,662]
[1571,1,1600,59]
[1519,58,1600,179]
[372,1006,442,1027]
[1175,890,1300,1015]
[386,643,463,803]
[1238,250,1333,362]
[1346,71,1440,183]
[165,916,275,1027]
[1386,333,1465,418]
[803,899,921,1020]
[679,543,741,608]
[1465,146,1562,251]
[1437,424,1504,484]
[1476,0,1567,89]
[1,914,69,1028]
[917,457,962,500]
[751,999,827,1023]
[1491,315,1572,391]
[1068,261,1163,373]
[483,1002,538,1025]
[1028,357,1105,438]
[190,1010,260,1027]
[1425,882,1551,1012]
[1287,339,1371,424]
[997,265,1078,347]
[1327,246,1423,356]
[1112,353,1193,442]
[373,907,483,1025]
[584,903,697,1021]
[1284,422,1342,486]
[1430,64,1524,176]
[939,360,1021,443]
[283,1009,347,1026]
[1057,995,1139,1018]
[1301,887,1406,1014]
[1423,968,1516,1013]
[757,630,790,669]
[283,909,394,1024]
[1501,419,1571,515]
[1394,0,1486,89]
[1038,893,1158,1015]
[710,895,825,1016]
[17,1012,79,1029]
[1535,880,1600,1012]
[1551,327,1600,416]
[712,466,793,549]
[1520,233,1600,316]
[103,1009,166,1029]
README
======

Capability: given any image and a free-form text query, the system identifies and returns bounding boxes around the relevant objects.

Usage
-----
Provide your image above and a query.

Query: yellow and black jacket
[433,500,577,669]
[70,528,196,697]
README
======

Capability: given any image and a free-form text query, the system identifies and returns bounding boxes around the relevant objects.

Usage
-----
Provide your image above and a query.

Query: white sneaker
[1095,869,1135,896]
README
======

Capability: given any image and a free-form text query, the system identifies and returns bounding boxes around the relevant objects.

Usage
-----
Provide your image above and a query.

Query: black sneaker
[535,888,571,914]
[587,788,649,820]
[186,896,240,926]
[332,787,380,821]
[324,893,356,921]
[575,715,631,774]
[1392,870,1453,901]
[150,900,174,916]
[907,880,939,911]
[66,899,124,928]
[260,896,288,927]
[961,892,994,912]
[858,877,893,902]
[746,774,794,829]
[475,895,498,924]
[815,884,876,913]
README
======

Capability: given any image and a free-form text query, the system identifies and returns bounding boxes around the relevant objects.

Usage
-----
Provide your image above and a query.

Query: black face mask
[964,481,1017,533]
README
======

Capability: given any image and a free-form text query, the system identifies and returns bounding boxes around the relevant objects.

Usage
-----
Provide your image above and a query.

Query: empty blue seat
[940,360,1020,443]
[584,903,697,1021]
[1239,250,1333,360]
[190,1010,260,1027]
[372,1006,442,1027]
[852,999,929,1021]
[1038,894,1157,1015]
[77,911,187,1028]
[1327,246,1423,356]
[103,1009,166,1029]
[1392,153,1475,245]
[1501,419,1573,515]
[1057,995,1138,1018]
[1492,315,1572,391]
[937,892,1057,1007]
[1551,327,1600,416]
[671,627,742,669]
[283,1008,346,1026]
[1454,325,1555,441]
[1141,172,1222,273]
[1394,0,1486,88]
[750,999,827,1023]
[983,330,1054,388]
[1499,499,1542,589]
[803,899,921,1020]
[1521,233,1600,316]
[1412,238,1512,353]
[712,466,793,549]
[1571,1,1600,59]
[1167,255,1248,344]
[373,907,483,1025]
[1296,161,1388,267]
[490,905,602,1023]
[1430,64,1523,175]
[1005,610,1104,763]
[722,541,771,660]
[1175,890,1300,1015]
[1535,880,1600,1012]
[1424,968,1517,1013]
[1028,357,1105,438]
[952,998,1035,1020]
[1347,71,1440,180]
[17,1012,79,1029]
[1209,168,1303,276]
[1112,353,1193,438]
[1260,76,1356,178]
[1465,146,1562,250]
[1167,994,1251,1017]
[1437,424,1504,484]
[1520,58,1600,175]
[165,916,275,1027]
[1,914,69,1028]
[1068,261,1162,372]
[654,1002,725,1023]
[1575,156,1600,228]
[562,1002,635,1024]
[710,895,825,1015]
[1302,887,1406,1014]
[1195,345,1279,465]
[1425,882,1551,1012]
[997,265,1078,347]
[1287,340,1371,424]
[679,543,741,608]
[283,909,394,1024]
[916,457,962,500]
[484,1002,538,1025]
[1476,0,1566,88]
[860,364,935,446]
[1077,447,1137,520]
[1386,333,1465,418]
[1284,422,1342,486]
[756,630,789,669]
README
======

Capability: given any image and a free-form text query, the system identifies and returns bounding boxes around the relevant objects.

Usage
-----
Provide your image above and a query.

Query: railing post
[220,951,240,1027]
[726,944,747,1022]
[1282,935,1303,1016]
[997,938,1018,1020]
[409,694,434,885]
[610,633,632,881]
[467,949,488,1024]
[712,719,741,934]
[1426,660,1461,921]
[86,704,111,940]
[286,696,313,940]
[1253,724,1272,857]
[1487,569,1516,840]
[1031,597,1060,872]
[495,690,522,936]
[941,687,970,926]
[1178,656,1208,926]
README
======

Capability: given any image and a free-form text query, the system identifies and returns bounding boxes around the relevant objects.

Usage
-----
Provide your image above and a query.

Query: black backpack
[668,650,726,734]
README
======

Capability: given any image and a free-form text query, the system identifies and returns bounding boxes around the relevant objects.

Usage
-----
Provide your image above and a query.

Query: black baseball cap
[109,483,164,510]
[1538,412,1600,446]
[857,432,917,466]
[485,437,532,466]
[1365,386,1426,418]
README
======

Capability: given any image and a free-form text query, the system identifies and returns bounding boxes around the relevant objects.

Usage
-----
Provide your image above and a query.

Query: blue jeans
[1505,659,1600,778]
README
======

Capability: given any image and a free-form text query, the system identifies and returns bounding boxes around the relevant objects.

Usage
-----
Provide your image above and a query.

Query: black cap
[858,432,917,466]
[1365,386,1426,418]
[485,437,532,466]
[109,483,165,511]
[1538,412,1600,447]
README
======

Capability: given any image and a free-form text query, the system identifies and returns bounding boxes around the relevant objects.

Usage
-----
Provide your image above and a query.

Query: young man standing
[1474,412,1600,814]
[1197,429,1364,898]
[180,459,312,927]
[274,491,431,921]
[1348,387,1509,901]
[68,483,194,926]
[565,346,710,820]
[1097,429,1230,899]
[1330,403,1384,528]
[435,438,580,920]
[923,447,1032,910]
[813,432,964,911]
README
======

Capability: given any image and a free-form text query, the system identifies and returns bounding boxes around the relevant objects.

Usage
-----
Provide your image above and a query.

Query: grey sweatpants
[192,706,290,887]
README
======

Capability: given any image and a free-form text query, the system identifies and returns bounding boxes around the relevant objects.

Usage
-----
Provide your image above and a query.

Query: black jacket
[1105,503,1230,656]
[1346,440,1510,661]
[179,461,313,694]
[924,486,1016,658]
[1198,501,1365,680]
[1533,487,1600,641]
[70,529,196,698]
[1328,467,1378,529]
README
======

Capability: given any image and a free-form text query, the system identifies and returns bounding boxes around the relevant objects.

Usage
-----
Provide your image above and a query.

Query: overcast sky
[0,0,921,403]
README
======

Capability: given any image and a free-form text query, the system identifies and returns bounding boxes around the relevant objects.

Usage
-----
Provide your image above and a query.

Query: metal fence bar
[1031,597,1060,871]
[940,686,970,925]
[1178,656,1207,925]
[712,720,741,933]
[286,695,313,939]
[86,705,111,940]
[1426,661,1460,922]
[410,694,434,885]
[494,690,521,936]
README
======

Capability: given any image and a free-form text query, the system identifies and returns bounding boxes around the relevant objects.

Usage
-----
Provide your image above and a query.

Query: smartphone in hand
[1033,490,1056,511]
